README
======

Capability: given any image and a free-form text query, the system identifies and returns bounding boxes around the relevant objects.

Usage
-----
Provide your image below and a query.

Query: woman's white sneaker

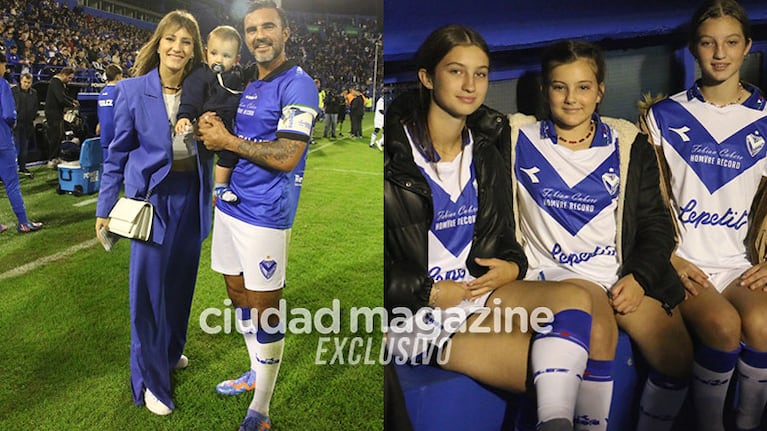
[174,354,188,369]
[144,388,172,416]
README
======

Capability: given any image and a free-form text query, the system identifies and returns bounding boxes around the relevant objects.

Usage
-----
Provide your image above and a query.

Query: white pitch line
[308,142,336,153]
[309,167,381,176]
[0,238,100,282]
[308,123,376,154]
[73,197,98,207]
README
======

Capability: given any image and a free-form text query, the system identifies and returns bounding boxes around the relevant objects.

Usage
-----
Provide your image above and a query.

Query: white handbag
[108,197,154,241]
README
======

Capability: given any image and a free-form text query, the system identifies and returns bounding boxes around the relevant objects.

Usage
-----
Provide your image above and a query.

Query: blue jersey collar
[687,81,766,110]
[243,59,297,83]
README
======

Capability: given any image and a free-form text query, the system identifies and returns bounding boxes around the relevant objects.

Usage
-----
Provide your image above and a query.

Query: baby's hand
[175,118,192,135]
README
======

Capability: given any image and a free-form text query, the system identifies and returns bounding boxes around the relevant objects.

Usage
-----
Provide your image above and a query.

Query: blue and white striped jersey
[647,83,767,272]
[515,117,620,285]
[406,126,478,283]
[217,63,319,229]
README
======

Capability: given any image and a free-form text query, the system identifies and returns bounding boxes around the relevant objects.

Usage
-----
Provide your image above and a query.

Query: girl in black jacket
[385,25,600,431]
[509,40,692,431]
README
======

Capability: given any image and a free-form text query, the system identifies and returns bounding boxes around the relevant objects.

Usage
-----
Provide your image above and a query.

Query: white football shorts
[706,265,751,293]
[525,265,615,291]
[211,208,290,291]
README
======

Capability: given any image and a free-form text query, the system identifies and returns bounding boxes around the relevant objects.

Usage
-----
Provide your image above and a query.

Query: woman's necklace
[558,121,595,145]
[161,77,182,93]
[162,83,181,92]
[705,82,746,108]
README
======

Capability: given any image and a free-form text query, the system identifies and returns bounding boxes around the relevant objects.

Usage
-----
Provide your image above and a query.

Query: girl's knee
[741,309,767,349]
[695,309,741,350]
[590,314,618,357]
[549,282,592,314]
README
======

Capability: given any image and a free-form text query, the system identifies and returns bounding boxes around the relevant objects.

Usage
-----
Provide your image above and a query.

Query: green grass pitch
[0,113,383,430]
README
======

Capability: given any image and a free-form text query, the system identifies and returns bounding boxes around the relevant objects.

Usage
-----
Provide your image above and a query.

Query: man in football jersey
[197,2,319,430]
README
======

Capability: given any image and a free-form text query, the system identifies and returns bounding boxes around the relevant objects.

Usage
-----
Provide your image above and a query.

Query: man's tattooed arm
[234,137,307,172]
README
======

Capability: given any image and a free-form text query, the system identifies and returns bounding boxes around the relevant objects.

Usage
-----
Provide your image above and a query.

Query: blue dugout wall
[384,0,767,120]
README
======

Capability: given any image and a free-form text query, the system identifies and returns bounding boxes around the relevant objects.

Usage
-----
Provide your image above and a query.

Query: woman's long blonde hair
[130,10,204,78]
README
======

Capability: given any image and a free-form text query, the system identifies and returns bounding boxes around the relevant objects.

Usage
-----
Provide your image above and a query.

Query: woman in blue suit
[94,10,211,415]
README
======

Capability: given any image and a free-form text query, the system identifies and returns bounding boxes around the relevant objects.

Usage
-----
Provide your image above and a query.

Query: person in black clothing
[349,87,365,138]
[44,67,77,167]
[175,25,245,204]
[384,362,413,431]
[337,89,348,136]
[12,72,36,177]
[0,53,43,234]
[322,89,339,138]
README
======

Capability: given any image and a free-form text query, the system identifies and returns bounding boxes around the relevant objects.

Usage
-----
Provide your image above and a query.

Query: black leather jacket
[384,92,528,313]
[616,132,685,311]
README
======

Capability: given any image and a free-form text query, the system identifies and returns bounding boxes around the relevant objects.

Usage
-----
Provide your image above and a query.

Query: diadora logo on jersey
[659,101,767,193]
[294,174,303,186]
[520,166,541,183]
[601,168,619,196]
[746,131,765,157]
[243,93,258,101]
[515,132,619,236]
[669,126,691,142]
[259,257,277,279]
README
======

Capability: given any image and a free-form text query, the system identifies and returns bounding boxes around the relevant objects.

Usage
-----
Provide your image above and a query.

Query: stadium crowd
[0,0,381,97]
[0,0,150,84]
[280,13,382,95]
[0,0,381,164]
